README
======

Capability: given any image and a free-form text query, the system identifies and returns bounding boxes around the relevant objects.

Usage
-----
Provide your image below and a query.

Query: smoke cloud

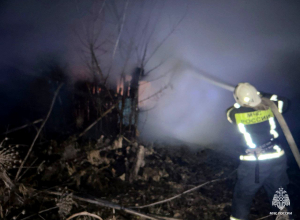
[1,0,300,152]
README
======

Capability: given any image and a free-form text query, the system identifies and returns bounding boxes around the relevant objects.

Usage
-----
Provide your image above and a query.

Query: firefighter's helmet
[234,83,261,107]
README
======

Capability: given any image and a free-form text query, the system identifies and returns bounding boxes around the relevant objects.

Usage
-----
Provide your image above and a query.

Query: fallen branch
[133,170,237,209]
[122,135,133,144]
[44,190,161,220]
[16,158,38,182]
[148,214,183,220]
[255,215,273,220]
[1,119,43,135]
[134,179,221,209]
[15,83,64,181]
[38,214,46,220]
[20,207,58,220]
[66,211,103,220]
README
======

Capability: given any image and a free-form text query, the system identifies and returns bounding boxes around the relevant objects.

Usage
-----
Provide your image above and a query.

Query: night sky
[1,0,300,154]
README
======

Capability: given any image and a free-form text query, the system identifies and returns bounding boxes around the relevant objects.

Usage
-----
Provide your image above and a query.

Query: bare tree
[74,0,187,138]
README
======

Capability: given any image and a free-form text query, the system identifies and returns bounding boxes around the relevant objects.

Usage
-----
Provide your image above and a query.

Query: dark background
[1,0,300,157]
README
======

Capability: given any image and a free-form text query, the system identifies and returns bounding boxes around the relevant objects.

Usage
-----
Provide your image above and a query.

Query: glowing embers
[237,123,256,149]
[240,150,284,161]
[269,117,279,138]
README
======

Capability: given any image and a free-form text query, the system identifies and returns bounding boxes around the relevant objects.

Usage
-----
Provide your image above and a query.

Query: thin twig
[105,0,129,83]
[20,207,58,220]
[133,170,237,209]
[92,0,107,44]
[139,104,158,112]
[135,1,157,64]
[143,57,170,77]
[134,179,220,209]
[255,214,273,220]
[38,214,46,220]
[144,7,187,66]
[139,85,169,103]
[15,83,63,181]
[77,102,119,139]
[1,119,43,135]
[111,0,129,61]
[17,158,38,182]
[148,214,183,220]
[140,68,173,86]
[90,44,104,80]
[122,135,133,144]
[66,211,103,220]
[44,191,161,220]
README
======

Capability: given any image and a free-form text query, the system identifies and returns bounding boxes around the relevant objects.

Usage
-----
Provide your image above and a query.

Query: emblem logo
[272,187,290,210]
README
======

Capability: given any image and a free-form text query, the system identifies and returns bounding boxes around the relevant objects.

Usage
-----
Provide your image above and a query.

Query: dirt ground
[0,136,299,220]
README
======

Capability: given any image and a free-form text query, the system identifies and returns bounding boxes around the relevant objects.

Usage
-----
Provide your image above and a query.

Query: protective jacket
[226,92,289,161]
[228,92,293,220]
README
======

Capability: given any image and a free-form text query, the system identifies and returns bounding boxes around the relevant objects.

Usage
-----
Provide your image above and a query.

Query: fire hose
[187,63,300,169]
[263,97,300,169]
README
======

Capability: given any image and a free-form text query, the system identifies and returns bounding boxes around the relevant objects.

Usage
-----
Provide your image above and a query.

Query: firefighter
[227,83,293,220]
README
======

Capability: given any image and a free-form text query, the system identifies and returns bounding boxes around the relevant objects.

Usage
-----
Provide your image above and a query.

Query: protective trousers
[231,154,291,220]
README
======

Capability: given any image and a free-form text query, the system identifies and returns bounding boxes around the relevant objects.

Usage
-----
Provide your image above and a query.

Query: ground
[0,135,299,220]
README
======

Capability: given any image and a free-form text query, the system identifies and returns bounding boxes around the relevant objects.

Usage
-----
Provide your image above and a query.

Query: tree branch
[44,191,161,220]
[132,170,237,209]
[255,215,273,220]
[139,84,169,104]
[77,102,119,139]
[144,8,187,66]
[105,0,130,84]
[90,44,104,80]
[15,83,63,181]
[20,207,58,220]
[16,158,38,182]
[1,119,43,135]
